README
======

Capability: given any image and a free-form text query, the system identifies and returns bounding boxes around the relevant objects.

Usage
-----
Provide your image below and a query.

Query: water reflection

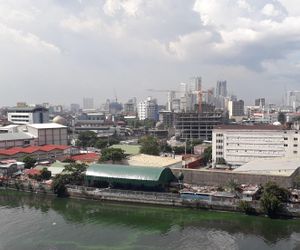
[1,190,300,248]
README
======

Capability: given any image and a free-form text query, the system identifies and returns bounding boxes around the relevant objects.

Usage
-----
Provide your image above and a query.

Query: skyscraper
[216,81,227,97]
[83,97,94,110]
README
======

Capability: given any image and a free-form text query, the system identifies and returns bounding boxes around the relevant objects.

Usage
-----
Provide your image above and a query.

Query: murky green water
[0,190,300,250]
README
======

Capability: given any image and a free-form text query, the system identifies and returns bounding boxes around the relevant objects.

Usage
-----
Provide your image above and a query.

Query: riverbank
[2,179,300,218]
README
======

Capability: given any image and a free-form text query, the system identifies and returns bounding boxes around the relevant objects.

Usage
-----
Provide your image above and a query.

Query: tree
[216,157,227,165]
[99,148,126,163]
[202,146,212,165]
[278,112,286,125]
[139,136,160,155]
[52,163,87,197]
[76,131,98,148]
[22,156,37,169]
[238,200,256,215]
[40,168,51,180]
[260,182,291,217]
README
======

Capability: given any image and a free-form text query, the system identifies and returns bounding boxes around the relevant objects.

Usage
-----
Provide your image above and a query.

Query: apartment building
[212,125,300,167]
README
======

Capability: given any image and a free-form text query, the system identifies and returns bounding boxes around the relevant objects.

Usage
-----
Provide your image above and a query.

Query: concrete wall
[172,168,300,188]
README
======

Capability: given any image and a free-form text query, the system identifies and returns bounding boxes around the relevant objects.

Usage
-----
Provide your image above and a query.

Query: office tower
[216,80,227,97]
[255,98,266,107]
[83,97,94,110]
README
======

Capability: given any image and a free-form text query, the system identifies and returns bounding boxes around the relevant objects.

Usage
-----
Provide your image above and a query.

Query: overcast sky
[1,0,300,107]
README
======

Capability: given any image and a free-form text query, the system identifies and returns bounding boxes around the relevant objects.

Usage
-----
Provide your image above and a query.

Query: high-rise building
[255,98,266,107]
[83,97,94,110]
[70,103,80,113]
[124,98,137,115]
[228,100,244,118]
[192,77,202,91]
[138,97,159,121]
[286,91,300,111]
[216,80,227,97]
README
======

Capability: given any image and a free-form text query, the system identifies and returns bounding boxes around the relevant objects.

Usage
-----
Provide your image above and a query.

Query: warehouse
[85,164,177,191]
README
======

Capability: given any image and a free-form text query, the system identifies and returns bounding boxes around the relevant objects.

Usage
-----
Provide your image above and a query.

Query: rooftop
[127,154,182,168]
[27,123,67,129]
[85,164,176,186]
[214,124,285,131]
[233,158,300,176]
[7,106,48,112]
[0,132,34,141]
[0,145,70,156]
[109,144,141,155]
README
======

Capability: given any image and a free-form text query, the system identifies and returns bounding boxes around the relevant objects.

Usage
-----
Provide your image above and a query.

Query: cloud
[0,0,300,106]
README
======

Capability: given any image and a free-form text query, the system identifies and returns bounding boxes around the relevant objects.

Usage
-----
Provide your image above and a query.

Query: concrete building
[70,103,80,113]
[228,100,244,118]
[7,106,49,125]
[175,112,224,141]
[137,97,158,121]
[124,98,137,115]
[83,97,94,110]
[287,91,300,111]
[23,123,68,146]
[255,98,266,108]
[216,80,227,97]
[212,124,300,167]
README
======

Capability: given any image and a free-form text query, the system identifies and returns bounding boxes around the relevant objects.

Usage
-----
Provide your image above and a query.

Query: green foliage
[226,179,241,193]
[160,143,173,153]
[22,156,36,169]
[40,168,51,180]
[100,148,126,163]
[52,175,68,197]
[52,163,87,197]
[278,112,286,125]
[202,146,212,165]
[238,200,256,215]
[260,193,282,217]
[259,182,290,217]
[62,158,76,163]
[263,182,290,203]
[139,136,160,156]
[216,157,227,165]
[172,146,186,155]
[76,131,98,148]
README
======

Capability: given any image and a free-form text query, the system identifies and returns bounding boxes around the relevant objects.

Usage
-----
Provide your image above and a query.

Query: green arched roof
[85,164,176,186]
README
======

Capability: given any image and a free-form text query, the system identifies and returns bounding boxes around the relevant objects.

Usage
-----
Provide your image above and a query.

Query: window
[284,137,288,140]
[294,144,298,147]
[294,138,298,141]
[294,151,298,154]
[284,144,288,147]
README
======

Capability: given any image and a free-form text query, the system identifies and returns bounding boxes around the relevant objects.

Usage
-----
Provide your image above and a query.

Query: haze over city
[1,0,300,106]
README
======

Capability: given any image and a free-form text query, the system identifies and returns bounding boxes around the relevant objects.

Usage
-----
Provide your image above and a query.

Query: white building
[23,123,68,146]
[212,124,300,167]
[7,106,49,125]
[83,97,94,110]
[137,97,158,121]
[287,91,300,111]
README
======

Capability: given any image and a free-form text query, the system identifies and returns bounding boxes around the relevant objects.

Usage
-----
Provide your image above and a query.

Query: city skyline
[1,0,300,106]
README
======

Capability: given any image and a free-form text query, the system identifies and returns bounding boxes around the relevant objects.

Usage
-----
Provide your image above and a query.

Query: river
[0,190,300,250]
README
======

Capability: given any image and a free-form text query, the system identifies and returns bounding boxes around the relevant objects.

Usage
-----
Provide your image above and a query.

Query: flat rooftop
[27,123,67,129]
[127,154,182,168]
[233,158,300,176]
[214,124,285,130]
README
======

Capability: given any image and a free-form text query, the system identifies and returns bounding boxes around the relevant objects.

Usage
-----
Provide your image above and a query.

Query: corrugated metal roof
[0,132,34,141]
[85,164,176,185]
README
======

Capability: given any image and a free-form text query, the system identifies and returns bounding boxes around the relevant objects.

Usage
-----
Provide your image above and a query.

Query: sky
[1,0,300,107]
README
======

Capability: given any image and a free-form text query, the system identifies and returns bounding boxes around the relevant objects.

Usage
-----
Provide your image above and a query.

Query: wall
[172,168,300,188]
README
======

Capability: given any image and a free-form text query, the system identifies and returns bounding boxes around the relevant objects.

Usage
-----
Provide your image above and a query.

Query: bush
[238,200,256,215]
[22,156,36,169]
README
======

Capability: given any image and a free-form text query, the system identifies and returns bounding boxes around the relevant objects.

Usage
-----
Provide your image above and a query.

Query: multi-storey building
[228,100,244,118]
[212,125,300,167]
[83,97,94,110]
[137,97,158,121]
[7,106,49,125]
[175,112,224,141]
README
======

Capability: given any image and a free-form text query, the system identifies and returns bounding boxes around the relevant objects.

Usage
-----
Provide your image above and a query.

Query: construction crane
[192,87,214,113]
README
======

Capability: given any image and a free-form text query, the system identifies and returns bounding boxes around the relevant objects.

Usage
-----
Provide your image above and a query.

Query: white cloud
[262,4,281,17]
[0,23,60,53]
